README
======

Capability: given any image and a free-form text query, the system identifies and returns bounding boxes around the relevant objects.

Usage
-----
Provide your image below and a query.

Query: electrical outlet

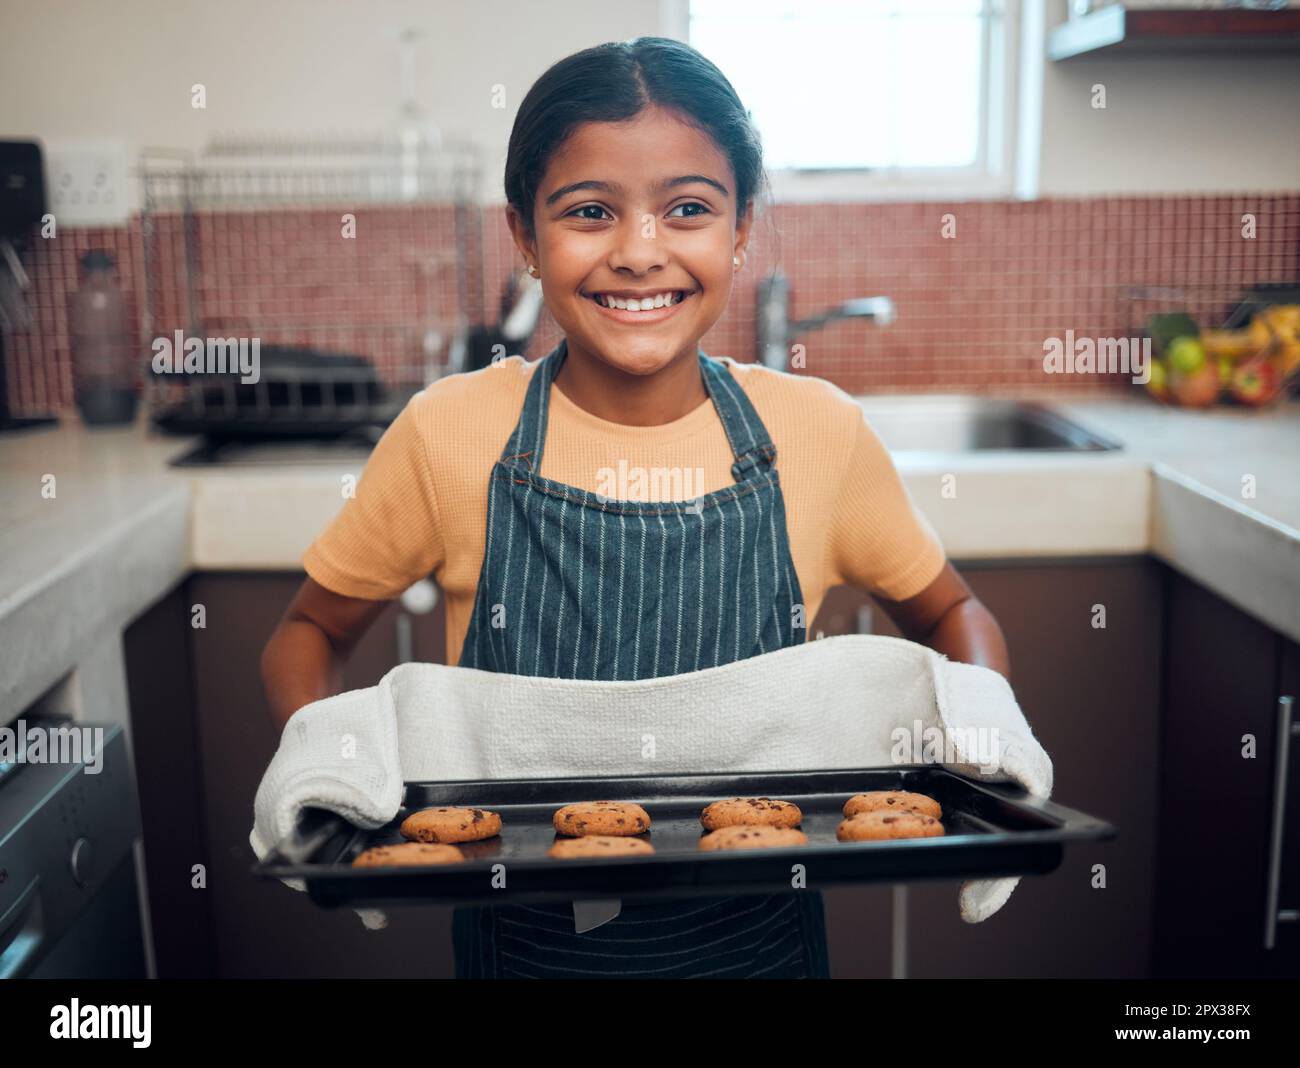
[45,141,130,226]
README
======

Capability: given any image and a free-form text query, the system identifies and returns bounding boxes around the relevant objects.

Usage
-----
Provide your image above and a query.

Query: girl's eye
[668,202,710,219]
[565,202,710,221]
[568,204,611,221]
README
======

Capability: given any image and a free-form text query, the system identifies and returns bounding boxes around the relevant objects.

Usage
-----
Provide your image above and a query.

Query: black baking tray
[254,766,1116,909]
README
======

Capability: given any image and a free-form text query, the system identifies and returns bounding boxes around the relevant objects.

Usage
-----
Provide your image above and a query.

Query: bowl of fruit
[1144,302,1300,409]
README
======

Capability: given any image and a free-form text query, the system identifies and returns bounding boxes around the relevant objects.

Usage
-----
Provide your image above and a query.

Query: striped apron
[452,338,831,978]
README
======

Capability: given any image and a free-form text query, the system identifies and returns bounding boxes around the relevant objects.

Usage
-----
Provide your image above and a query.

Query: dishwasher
[0,719,147,978]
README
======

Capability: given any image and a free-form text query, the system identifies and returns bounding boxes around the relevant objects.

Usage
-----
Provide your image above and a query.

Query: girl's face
[510,104,751,379]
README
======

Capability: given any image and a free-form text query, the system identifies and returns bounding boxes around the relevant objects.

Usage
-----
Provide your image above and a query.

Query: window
[686,0,1018,200]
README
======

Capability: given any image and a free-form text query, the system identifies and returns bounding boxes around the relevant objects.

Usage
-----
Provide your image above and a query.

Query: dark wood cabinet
[126,572,450,978]
[813,558,1163,978]
[817,561,1300,979]
[1152,573,1300,978]
[122,584,218,979]
[1274,639,1300,968]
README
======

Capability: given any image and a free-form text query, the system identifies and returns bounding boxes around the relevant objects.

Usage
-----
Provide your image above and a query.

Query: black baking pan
[254,766,1116,910]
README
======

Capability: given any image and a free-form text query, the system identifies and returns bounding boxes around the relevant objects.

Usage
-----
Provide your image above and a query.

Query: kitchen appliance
[0,721,147,978]
[255,766,1115,910]
[0,140,57,433]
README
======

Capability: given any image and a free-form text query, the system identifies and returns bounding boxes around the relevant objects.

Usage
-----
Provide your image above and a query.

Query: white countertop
[2,396,1298,720]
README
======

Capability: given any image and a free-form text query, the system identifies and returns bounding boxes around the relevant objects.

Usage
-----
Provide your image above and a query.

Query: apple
[1169,362,1220,408]
[1167,336,1207,376]
[1230,361,1282,407]
[1145,360,1169,400]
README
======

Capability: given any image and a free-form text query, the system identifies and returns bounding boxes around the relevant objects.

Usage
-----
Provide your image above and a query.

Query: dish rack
[138,133,485,436]
[1120,281,1300,409]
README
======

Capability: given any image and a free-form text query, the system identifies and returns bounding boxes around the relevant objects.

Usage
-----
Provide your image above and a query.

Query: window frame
[668,0,1024,202]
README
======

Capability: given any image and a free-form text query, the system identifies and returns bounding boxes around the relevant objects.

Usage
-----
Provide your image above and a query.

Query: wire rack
[1119,280,1300,405]
[138,133,485,431]
[1120,281,1298,333]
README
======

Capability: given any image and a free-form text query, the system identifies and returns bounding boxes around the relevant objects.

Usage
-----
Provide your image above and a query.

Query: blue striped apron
[452,338,830,978]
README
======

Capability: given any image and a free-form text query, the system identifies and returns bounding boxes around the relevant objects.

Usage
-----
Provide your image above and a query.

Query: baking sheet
[253,765,1115,909]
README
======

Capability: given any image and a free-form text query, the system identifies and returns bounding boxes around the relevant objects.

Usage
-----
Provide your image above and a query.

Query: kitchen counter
[1,396,1297,721]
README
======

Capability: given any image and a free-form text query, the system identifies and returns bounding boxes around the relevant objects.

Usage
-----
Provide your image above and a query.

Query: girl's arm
[260,385,443,733]
[872,562,1011,680]
[260,576,391,733]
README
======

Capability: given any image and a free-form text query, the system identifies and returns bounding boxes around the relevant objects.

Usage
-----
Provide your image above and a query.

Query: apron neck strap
[499,338,777,481]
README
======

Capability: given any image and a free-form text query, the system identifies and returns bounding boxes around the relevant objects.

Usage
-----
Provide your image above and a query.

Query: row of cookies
[352,805,500,866]
[351,790,945,866]
[698,790,945,847]
[352,801,650,866]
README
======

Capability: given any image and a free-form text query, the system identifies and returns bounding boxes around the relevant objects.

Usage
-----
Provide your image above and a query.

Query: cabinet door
[123,584,218,978]
[813,559,1162,977]
[1152,570,1283,978]
[1265,638,1300,976]
[188,572,457,978]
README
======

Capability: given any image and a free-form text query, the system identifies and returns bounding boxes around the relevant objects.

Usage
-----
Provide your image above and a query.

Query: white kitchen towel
[250,633,1053,930]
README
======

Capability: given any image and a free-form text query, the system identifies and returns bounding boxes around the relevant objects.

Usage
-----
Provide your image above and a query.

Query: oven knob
[70,837,94,887]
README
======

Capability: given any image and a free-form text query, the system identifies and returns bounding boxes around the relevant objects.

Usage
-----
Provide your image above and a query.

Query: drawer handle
[1265,695,1297,950]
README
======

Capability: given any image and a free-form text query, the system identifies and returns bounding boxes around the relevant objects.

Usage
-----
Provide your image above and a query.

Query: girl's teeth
[596,292,684,310]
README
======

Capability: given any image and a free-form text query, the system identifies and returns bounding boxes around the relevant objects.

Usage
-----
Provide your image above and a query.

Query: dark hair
[504,37,767,244]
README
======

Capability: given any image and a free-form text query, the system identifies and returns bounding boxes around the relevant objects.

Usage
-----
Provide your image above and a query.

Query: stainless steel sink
[853,395,1121,453]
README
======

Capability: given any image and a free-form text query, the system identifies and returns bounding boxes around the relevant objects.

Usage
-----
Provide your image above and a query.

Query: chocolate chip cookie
[836,810,945,841]
[399,806,502,844]
[548,835,656,858]
[351,842,465,866]
[698,825,809,850]
[552,800,651,837]
[843,790,942,820]
[700,797,803,830]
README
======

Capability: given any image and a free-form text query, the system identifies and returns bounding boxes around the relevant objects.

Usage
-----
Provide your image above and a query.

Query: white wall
[0,0,672,213]
[1036,0,1300,195]
[1,0,1295,212]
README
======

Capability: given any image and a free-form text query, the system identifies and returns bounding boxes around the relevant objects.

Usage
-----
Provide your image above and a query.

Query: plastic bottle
[68,249,138,425]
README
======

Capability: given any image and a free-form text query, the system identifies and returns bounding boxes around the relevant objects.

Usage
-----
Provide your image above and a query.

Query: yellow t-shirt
[303,355,946,664]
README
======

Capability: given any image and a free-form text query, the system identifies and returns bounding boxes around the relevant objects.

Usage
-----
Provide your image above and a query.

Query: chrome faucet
[756,270,895,371]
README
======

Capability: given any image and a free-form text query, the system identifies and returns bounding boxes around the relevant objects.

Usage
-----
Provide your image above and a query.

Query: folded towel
[251,634,1053,932]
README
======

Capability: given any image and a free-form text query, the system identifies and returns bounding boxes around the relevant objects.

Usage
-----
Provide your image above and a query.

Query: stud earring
[733,255,742,270]
[527,264,538,277]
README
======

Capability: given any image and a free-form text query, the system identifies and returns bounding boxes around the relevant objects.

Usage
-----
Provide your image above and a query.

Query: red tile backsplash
[3,192,1297,413]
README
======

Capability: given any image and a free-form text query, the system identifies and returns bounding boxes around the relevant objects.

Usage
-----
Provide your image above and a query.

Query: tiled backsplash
[4,193,1297,413]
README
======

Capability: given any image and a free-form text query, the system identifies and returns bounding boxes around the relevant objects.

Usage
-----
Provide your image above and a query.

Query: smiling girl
[261,37,1009,979]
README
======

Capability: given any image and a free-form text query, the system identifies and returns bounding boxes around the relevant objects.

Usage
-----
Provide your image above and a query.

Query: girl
[261,36,1009,979]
